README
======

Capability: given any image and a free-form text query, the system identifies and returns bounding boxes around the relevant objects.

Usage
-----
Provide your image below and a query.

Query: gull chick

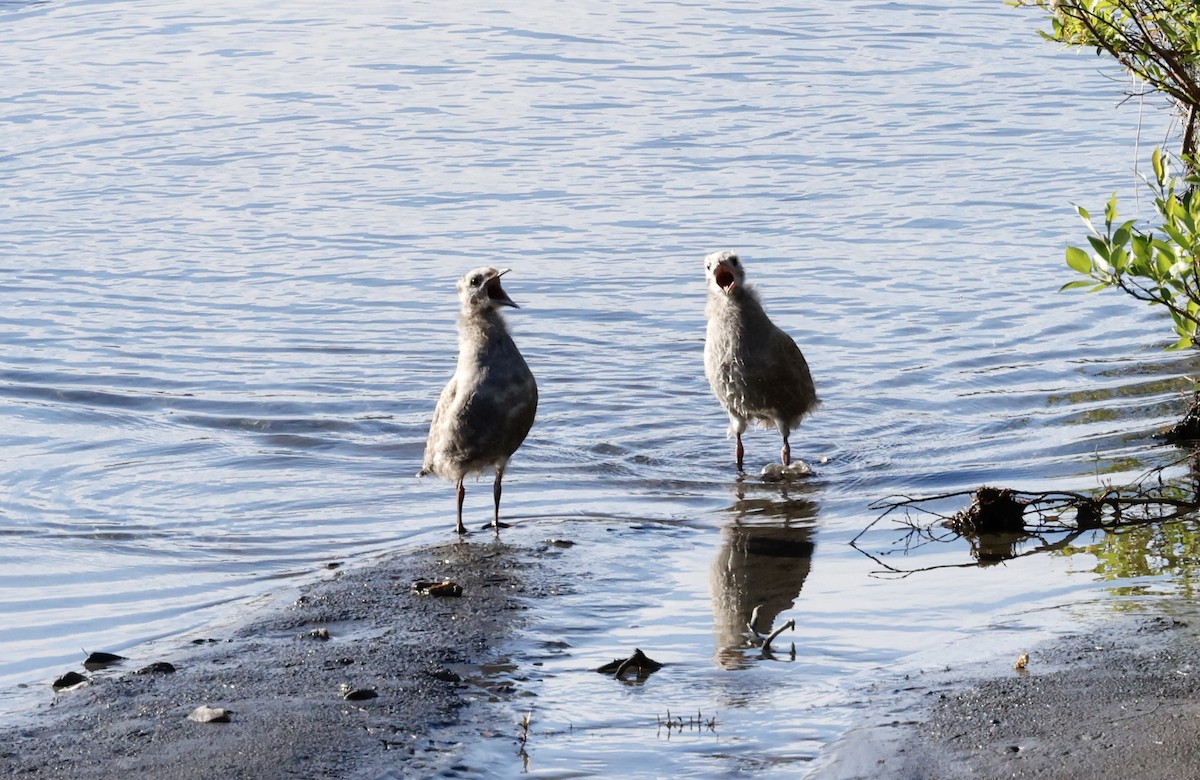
[703,251,818,472]
[418,267,538,534]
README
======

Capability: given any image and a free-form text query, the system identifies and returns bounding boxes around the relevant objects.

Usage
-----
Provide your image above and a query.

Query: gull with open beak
[703,251,818,473]
[418,267,538,534]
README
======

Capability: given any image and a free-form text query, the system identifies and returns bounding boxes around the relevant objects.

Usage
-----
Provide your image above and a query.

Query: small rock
[342,688,378,701]
[136,662,177,675]
[52,671,88,692]
[544,539,575,548]
[411,579,463,597]
[596,648,664,680]
[83,651,126,670]
[428,667,461,683]
[304,628,331,641]
[187,705,231,723]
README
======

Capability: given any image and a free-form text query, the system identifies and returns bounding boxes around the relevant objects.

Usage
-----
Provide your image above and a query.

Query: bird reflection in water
[710,485,818,669]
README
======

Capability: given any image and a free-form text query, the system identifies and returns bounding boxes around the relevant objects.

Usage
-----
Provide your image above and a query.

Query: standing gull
[418,267,538,534]
[703,251,818,472]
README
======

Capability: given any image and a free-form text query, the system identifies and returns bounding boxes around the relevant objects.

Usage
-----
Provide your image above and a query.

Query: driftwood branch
[852,451,1200,576]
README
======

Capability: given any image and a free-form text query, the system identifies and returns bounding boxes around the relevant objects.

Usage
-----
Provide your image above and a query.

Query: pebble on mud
[136,662,177,675]
[187,705,231,724]
[411,579,463,597]
[51,671,88,692]
[342,687,379,701]
[83,651,127,670]
[305,628,331,641]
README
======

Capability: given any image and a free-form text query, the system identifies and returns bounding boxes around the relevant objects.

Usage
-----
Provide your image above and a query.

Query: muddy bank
[815,607,1200,779]
[0,539,559,780]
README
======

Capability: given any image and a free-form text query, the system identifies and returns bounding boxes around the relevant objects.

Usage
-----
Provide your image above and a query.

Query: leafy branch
[1063,148,1200,349]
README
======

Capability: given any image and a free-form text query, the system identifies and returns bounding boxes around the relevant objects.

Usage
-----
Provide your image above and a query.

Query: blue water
[2,0,1198,776]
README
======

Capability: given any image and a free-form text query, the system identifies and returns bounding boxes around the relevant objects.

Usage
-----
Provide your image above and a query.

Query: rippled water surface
[4,0,1200,775]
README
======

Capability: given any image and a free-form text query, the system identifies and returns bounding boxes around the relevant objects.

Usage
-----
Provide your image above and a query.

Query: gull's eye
[470,274,483,287]
[729,257,739,267]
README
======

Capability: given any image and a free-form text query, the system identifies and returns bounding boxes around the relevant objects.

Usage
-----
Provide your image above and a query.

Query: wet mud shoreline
[9,530,1200,780]
[0,540,555,780]
[815,605,1200,779]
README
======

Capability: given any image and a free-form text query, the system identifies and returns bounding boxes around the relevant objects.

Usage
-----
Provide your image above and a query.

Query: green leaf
[1076,204,1097,234]
[1105,193,1117,228]
[1059,279,1096,291]
[1162,221,1189,248]
[1066,246,1093,273]
[1153,147,1165,186]
[1087,235,1111,260]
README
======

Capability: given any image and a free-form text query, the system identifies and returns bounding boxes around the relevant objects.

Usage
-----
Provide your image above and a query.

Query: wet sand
[0,539,558,780]
[10,533,1200,780]
[815,607,1200,779]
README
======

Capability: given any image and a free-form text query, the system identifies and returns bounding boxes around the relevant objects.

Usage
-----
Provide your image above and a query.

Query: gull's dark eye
[470,274,483,287]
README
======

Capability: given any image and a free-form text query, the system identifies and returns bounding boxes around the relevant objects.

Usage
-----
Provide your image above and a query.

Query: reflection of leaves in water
[1062,524,1200,599]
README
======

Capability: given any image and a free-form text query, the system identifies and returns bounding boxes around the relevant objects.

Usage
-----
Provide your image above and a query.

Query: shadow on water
[710,481,818,670]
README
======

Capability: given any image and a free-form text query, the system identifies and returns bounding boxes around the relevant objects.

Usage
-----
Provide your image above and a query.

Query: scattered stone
[52,671,88,691]
[187,705,231,724]
[304,628,331,641]
[544,539,575,548]
[83,651,127,670]
[136,662,177,675]
[411,579,463,597]
[342,688,378,701]
[1014,652,1030,671]
[427,667,461,683]
[596,648,664,681]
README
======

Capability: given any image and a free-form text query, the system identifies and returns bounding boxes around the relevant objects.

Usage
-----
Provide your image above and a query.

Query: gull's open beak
[487,268,519,308]
[714,261,736,294]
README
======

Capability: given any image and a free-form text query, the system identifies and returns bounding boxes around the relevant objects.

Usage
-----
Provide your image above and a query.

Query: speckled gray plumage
[703,251,817,470]
[419,267,537,533]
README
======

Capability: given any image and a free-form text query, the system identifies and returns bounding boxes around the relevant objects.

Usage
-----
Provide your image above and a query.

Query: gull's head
[457,266,519,312]
[704,250,744,296]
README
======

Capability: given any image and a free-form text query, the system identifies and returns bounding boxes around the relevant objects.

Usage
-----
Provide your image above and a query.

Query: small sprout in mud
[52,671,88,692]
[1015,652,1030,671]
[136,661,176,675]
[187,705,231,723]
[340,685,379,701]
[411,579,463,597]
[82,650,126,670]
[518,710,533,749]
[596,648,664,681]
